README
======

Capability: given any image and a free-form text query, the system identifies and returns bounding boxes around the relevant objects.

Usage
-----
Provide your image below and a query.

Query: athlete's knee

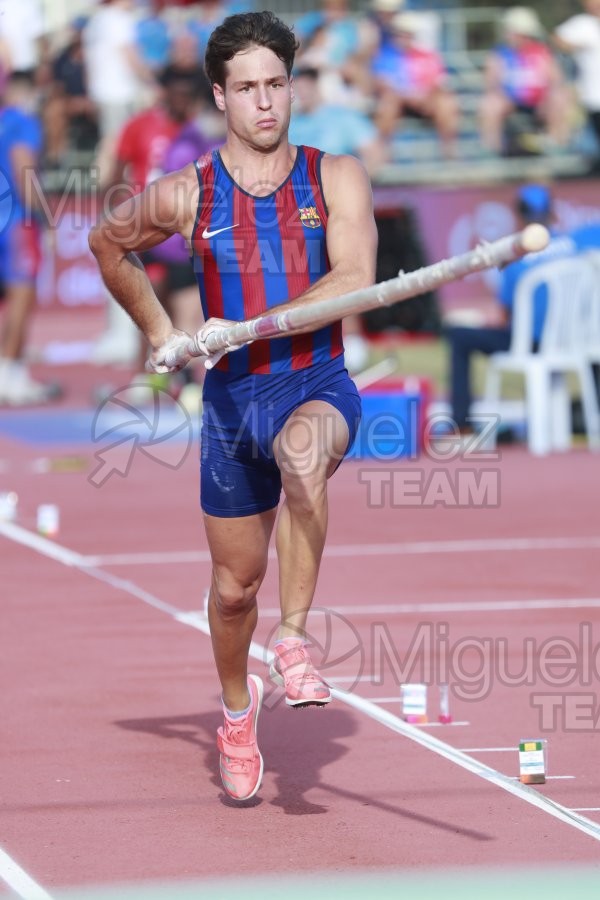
[211,568,264,618]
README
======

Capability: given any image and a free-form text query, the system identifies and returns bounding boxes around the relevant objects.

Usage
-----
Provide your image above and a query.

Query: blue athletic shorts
[200,353,361,518]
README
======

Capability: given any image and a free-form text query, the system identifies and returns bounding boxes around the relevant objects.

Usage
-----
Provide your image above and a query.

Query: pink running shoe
[217,674,264,801]
[269,638,332,707]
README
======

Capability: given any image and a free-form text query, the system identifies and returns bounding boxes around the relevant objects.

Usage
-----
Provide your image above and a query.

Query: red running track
[2,436,600,893]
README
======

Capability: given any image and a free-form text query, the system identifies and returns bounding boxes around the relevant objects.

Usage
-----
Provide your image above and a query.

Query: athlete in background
[89,12,377,802]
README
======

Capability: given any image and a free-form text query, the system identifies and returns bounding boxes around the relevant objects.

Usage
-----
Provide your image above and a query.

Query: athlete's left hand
[193,318,251,370]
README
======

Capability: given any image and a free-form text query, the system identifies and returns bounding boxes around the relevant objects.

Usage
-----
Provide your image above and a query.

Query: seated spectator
[289,66,385,176]
[136,1,172,73]
[43,17,98,166]
[296,0,365,108]
[444,185,578,435]
[362,0,406,53]
[83,0,157,149]
[184,0,231,60]
[0,0,46,75]
[372,11,459,157]
[553,0,600,172]
[479,6,571,156]
[296,0,360,67]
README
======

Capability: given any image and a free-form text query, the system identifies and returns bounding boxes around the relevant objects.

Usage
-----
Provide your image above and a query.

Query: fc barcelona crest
[299,206,321,229]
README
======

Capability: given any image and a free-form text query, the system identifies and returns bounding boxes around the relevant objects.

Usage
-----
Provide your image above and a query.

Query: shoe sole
[269,665,332,707]
[226,673,264,802]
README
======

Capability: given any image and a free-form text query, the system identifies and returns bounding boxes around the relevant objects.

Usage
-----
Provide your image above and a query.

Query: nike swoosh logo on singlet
[201,224,239,239]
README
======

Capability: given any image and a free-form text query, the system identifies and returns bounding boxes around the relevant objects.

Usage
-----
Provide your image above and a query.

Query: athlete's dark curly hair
[204,12,299,88]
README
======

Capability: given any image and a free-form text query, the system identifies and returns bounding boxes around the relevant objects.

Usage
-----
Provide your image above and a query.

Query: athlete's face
[213,45,293,151]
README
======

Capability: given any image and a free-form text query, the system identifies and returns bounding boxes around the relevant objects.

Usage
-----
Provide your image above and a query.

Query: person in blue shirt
[136,2,171,73]
[288,66,385,176]
[0,70,58,405]
[295,0,360,67]
[570,218,600,253]
[445,184,577,432]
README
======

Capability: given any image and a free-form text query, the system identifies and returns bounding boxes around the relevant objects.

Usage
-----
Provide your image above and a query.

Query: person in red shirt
[112,68,197,193]
[372,11,459,157]
[479,6,571,155]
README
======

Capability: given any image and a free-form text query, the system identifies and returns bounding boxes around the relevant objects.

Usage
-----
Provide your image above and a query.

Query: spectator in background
[85,0,161,364]
[289,66,385,177]
[0,0,46,76]
[43,17,98,167]
[164,33,227,145]
[363,0,406,55]
[356,0,404,93]
[0,71,58,405]
[91,68,199,368]
[185,0,232,59]
[444,185,578,435]
[136,0,172,74]
[296,0,359,66]
[553,0,600,171]
[480,6,571,156]
[289,65,382,373]
[147,105,221,389]
[295,0,365,108]
[372,11,459,158]
[164,28,208,94]
[83,0,157,149]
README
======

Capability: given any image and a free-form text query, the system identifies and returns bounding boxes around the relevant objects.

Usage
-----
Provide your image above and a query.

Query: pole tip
[521,223,550,254]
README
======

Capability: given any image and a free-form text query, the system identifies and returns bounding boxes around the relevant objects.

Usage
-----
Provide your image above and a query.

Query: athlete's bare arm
[301,153,378,305]
[88,164,199,349]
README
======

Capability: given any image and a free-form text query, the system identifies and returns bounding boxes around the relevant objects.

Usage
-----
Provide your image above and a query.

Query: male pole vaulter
[90,11,378,801]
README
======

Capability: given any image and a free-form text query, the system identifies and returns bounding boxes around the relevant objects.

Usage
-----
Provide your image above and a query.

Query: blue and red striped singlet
[190,145,343,375]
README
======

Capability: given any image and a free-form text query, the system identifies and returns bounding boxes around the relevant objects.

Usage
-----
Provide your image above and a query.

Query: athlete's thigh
[203,507,277,584]
[274,399,350,480]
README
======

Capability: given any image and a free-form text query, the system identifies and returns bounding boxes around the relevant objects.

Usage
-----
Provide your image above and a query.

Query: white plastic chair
[580,250,600,369]
[483,256,600,455]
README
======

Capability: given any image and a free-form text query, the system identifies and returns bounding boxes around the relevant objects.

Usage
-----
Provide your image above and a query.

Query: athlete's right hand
[146,329,202,374]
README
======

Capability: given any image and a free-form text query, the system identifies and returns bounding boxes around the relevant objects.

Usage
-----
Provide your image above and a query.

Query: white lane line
[572,808,600,812]
[134,599,600,620]
[77,535,600,567]
[257,598,600,617]
[0,846,53,900]
[0,521,184,618]
[3,523,600,847]
[82,550,213,566]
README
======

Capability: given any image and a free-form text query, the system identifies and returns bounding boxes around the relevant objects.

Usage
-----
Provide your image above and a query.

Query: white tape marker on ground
[460,747,518,753]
